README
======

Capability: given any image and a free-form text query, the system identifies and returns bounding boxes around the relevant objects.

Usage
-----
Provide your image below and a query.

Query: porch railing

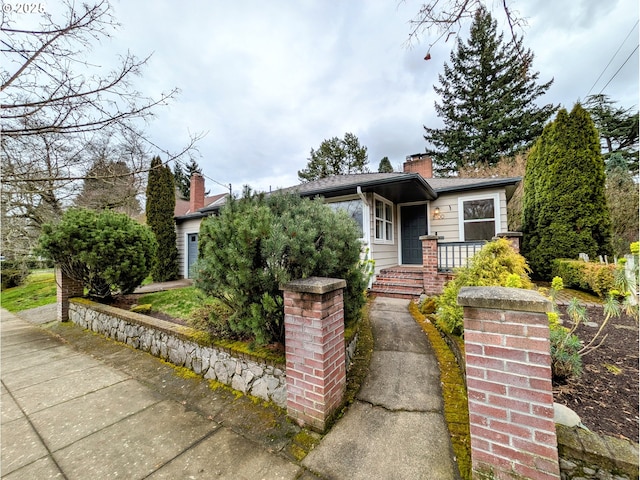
[437,241,486,272]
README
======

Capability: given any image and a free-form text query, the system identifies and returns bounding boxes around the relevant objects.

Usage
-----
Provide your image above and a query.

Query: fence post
[458,286,560,480]
[56,267,84,322]
[494,232,523,254]
[281,277,347,432]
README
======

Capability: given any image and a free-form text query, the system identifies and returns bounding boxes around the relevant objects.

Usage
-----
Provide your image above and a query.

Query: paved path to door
[303,297,460,479]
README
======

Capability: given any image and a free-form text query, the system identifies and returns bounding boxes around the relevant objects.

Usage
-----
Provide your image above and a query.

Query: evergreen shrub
[194,192,367,345]
[0,260,29,290]
[551,259,615,298]
[38,208,156,299]
[435,238,533,335]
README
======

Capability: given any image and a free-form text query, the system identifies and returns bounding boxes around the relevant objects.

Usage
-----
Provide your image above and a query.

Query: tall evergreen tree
[378,156,394,173]
[75,158,141,216]
[146,156,179,281]
[298,132,368,182]
[424,6,556,176]
[173,159,206,200]
[584,94,639,175]
[522,105,613,279]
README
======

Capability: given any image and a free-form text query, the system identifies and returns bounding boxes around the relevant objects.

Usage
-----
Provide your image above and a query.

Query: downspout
[357,186,374,287]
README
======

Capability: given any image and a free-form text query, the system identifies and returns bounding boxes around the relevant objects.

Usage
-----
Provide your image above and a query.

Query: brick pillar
[420,235,444,295]
[458,287,560,480]
[56,267,83,322]
[494,232,523,254]
[282,277,347,432]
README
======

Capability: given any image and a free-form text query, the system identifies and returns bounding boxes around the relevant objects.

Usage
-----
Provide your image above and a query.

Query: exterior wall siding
[429,189,507,242]
[176,218,204,278]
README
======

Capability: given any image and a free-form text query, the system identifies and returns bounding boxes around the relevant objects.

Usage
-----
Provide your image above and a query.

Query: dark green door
[401,205,427,264]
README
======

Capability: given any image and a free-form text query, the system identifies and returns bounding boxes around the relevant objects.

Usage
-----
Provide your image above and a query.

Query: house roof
[174,193,227,220]
[427,177,521,201]
[282,172,438,203]
[174,173,522,221]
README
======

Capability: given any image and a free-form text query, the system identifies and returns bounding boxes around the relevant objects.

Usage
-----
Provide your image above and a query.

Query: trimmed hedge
[551,259,615,298]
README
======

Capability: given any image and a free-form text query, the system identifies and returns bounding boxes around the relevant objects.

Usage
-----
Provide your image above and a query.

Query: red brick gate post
[56,267,83,322]
[458,286,560,480]
[281,277,347,432]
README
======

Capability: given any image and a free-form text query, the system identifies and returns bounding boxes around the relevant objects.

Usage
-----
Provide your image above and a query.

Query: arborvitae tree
[378,156,394,173]
[522,105,613,279]
[605,153,639,256]
[298,132,369,182]
[145,156,179,281]
[424,6,556,175]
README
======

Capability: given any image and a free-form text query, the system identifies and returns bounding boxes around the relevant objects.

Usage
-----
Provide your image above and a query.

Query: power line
[586,20,638,97]
[598,44,639,95]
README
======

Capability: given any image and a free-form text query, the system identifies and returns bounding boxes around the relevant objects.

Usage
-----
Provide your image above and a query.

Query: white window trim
[373,195,394,244]
[457,193,501,241]
[325,194,367,243]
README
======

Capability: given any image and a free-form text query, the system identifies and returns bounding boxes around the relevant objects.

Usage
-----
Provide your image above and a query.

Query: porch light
[432,207,445,220]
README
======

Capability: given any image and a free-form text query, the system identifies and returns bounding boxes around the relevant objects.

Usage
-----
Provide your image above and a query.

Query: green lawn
[1,270,57,312]
[137,287,213,320]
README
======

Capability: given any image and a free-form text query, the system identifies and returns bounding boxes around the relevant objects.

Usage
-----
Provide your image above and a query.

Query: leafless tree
[406,0,525,57]
[1,1,201,259]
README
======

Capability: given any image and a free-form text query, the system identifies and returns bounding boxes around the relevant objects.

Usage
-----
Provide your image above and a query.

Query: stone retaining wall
[68,298,360,411]
[556,425,639,480]
[69,299,288,407]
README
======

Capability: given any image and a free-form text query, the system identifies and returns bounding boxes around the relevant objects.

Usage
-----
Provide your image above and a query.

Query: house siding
[176,218,203,278]
[429,189,507,241]
[368,196,399,275]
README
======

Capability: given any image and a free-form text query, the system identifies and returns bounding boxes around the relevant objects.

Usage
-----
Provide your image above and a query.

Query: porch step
[370,267,424,299]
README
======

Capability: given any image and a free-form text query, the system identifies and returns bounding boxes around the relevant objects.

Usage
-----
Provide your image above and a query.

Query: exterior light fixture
[432,207,445,220]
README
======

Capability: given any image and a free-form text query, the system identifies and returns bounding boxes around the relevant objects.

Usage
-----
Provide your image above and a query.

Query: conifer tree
[522,105,613,279]
[146,156,179,281]
[298,132,368,182]
[378,156,394,173]
[424,6,556,175]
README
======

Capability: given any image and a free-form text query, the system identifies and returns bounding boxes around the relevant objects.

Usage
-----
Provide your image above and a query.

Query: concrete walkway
[1,297,459,479]
[303,297,460,479]
[1,307,315,480]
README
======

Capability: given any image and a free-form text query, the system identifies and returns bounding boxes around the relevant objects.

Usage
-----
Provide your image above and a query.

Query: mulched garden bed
[553,304,639,442]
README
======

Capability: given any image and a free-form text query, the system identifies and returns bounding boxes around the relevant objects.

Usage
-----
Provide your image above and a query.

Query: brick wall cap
[419,235,441,240]
[458,286,552,313]
[281,277,346,294]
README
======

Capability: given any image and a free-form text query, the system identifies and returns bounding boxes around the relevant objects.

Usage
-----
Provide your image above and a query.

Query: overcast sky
[41,1,640,195]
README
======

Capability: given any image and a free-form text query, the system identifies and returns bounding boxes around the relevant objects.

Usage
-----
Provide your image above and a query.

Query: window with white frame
[374,198,393,242]
[328,199,364,238]
[460,195,499,241]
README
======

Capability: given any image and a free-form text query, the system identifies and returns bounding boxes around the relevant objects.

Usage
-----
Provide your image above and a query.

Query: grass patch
[1,270,57,312]
[138,287,212,320]
[409,302,471,480]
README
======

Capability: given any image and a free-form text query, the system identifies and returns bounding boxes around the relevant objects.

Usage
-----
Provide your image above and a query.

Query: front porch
[370,233,521,299]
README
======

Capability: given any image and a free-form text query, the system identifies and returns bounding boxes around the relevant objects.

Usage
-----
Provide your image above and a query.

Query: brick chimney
[190,173,205,212]
[403,154,433,179]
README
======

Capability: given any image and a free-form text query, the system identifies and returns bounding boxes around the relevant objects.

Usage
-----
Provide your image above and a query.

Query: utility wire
[586,20,639,97]
[598,44,639,95]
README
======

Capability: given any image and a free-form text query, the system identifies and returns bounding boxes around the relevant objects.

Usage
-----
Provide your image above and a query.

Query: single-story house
[175,154,521,297]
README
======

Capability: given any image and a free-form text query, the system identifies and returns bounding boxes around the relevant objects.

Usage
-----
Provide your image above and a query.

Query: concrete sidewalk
[303,297,460,479]
[1,297,459,479]
[1,308,315,479]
